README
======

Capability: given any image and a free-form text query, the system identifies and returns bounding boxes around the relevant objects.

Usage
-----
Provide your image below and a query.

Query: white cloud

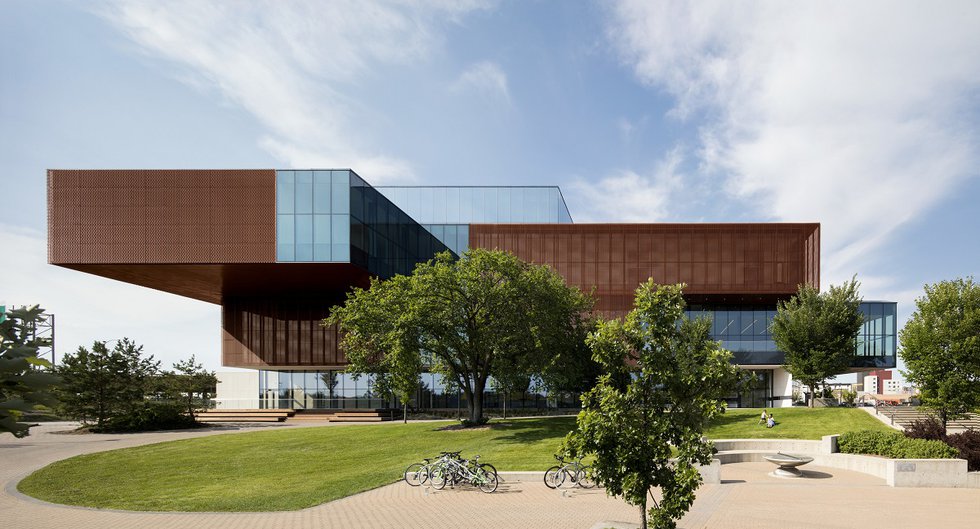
[605,1,980,287]
[97,0,492,184]
[451,61,511,104]
[0,225,222,370]
[568,148,685,222]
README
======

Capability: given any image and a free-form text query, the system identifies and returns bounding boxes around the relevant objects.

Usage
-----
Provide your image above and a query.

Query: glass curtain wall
[687,302,897,368]
[853,302,898,368]
[725,370,773,408]
[276,170,350,262]
[258,370,581,411]
[376,186,574,254]
[276,170,452,278]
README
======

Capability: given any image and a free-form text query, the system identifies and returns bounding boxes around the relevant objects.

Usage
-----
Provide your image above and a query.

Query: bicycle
[403,458,432,487]
[544,455,595,489]
[404,451,462,487]
[429,453,498,493]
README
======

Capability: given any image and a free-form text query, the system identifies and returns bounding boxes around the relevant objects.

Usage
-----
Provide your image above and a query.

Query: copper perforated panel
[222,299,347,368]
[48,169,276,264]
[470,223,820,317]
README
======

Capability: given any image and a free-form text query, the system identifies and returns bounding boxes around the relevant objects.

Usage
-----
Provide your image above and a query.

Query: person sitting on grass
[766,414,776,428]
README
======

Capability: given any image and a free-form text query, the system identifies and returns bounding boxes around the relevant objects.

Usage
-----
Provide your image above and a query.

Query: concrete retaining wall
[713,439,825,454]
[886,459,970,488]
[712,435,978,488]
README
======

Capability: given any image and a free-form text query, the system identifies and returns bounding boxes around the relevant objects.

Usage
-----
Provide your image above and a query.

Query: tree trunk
[503,393,507,419]
[403,402,408,424]
[941,408,948,436]
[468,378,486,423]
[640,497,648,529]
[809,384,815,408]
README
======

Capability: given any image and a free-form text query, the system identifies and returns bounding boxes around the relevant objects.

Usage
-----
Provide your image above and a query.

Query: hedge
[838,430,958,459]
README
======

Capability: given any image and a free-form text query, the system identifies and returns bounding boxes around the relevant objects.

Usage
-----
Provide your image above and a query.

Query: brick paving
[2,423,978,529]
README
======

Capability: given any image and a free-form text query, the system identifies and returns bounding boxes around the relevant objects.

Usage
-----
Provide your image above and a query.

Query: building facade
[47,169,897,410]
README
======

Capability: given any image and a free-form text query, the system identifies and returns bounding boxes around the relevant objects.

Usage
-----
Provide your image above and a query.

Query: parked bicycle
[544,455,595,489]
[405,451,498,493]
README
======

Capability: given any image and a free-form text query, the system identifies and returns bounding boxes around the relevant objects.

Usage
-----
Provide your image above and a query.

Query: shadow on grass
[488,417,578,444]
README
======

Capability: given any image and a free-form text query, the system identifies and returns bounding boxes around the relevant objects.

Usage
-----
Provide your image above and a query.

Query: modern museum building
[47,169,897,410]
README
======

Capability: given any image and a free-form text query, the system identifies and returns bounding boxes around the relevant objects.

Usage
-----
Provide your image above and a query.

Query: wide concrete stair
[194,409,295,423]
[877,407,980,430]
[286,409,397,423]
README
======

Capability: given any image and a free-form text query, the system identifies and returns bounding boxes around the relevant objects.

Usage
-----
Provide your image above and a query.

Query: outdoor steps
[876,408,980,430]
[195,409,295,423]
[286,410,395,423]
[332,410,395,422]
[287,412,334,422]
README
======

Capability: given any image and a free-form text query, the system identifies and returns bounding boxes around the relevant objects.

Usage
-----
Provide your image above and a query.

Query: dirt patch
[435,422,513,432]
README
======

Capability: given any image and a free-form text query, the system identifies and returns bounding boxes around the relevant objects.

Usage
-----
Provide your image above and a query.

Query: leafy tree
[159,355,217,417]
[489,372,530,420]
[328,249,594,424]
[0,306,60,437]
[563,282,739,529]
[329,273,423,423]
[57,338,160,428]
[771,278,863,407]
[900,277,980,434]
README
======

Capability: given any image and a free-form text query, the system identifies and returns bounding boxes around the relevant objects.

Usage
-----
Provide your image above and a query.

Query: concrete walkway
[2,423,979,529]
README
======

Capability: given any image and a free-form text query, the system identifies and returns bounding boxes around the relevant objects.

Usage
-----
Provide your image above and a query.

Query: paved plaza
[2,423,978,529]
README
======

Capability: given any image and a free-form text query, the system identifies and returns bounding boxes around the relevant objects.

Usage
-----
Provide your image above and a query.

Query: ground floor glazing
[215,368,792,410]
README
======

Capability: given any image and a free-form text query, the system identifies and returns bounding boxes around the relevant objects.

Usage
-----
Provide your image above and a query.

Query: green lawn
[19,408,891,512]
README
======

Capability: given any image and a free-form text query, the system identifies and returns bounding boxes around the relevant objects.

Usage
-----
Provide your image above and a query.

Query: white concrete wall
[772,367,794,408]
[886,459,969,488]
[215,371,260,409]
[864,375,878,395]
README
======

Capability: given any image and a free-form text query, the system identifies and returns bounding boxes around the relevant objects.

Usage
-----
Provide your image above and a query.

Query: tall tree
[328,249,594,424]
[563,282,739,529]
[0,306,60,437]
[329,273,423,423]
[900,277,980,434]
[771,278,863,407]
[160,355,218,418]
[57,338,160,428]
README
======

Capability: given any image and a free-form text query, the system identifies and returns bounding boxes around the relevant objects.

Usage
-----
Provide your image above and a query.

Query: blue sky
[1,1,978,377]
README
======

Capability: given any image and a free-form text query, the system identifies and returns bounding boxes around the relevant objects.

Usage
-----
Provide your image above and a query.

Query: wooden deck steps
[194,409,396,423]
[195,409,295,423]
[286,409,396,423]
[287,411,335,422]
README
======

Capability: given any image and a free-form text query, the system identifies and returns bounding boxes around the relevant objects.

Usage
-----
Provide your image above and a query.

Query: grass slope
[19,408,890,512]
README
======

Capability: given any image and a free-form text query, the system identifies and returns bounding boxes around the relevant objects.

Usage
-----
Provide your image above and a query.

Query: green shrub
[838,429,957,459]
[98,401,200,433]
[889,437,958,459]
[838,430,902,455]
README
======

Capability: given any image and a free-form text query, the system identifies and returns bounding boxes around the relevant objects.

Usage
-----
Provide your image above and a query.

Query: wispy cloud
[605,1,980,286]
[568,148,685,222]
[451,61,511,105]
[97,0,492,183]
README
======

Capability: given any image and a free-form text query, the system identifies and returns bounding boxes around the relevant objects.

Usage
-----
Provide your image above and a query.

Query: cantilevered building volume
[47,169,897,410]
